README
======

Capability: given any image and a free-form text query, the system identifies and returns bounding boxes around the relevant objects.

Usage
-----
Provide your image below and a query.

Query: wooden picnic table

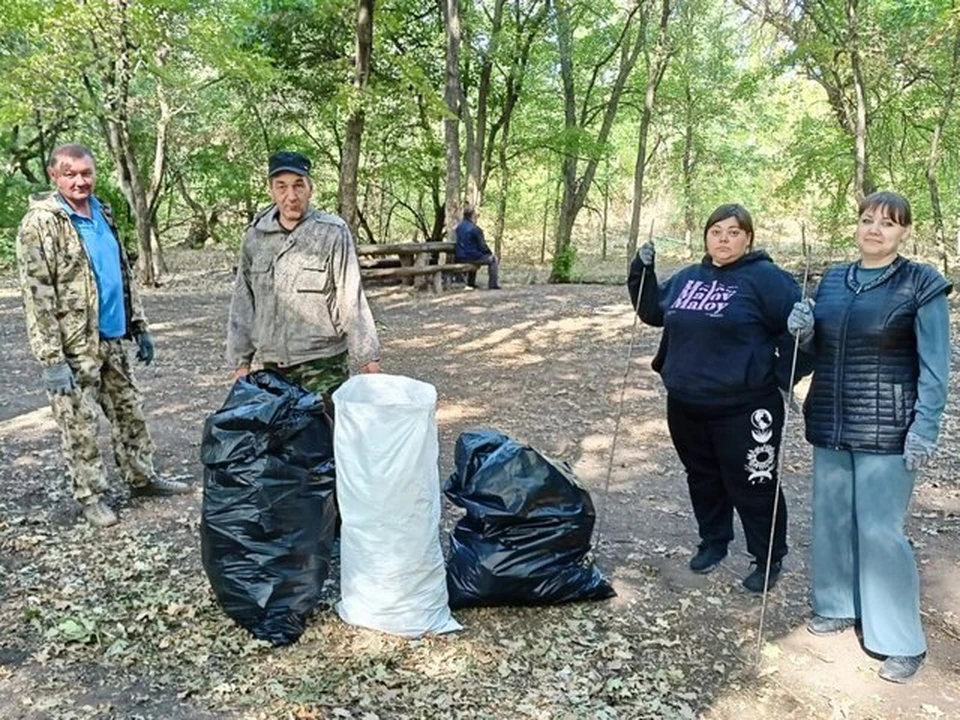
[356,241,481,292]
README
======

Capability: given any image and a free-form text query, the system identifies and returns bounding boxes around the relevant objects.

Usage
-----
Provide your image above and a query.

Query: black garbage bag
[199,370,337,645]
[444,428,616,608]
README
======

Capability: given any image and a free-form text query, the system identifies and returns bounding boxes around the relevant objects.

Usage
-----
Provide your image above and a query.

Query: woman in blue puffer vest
[788,191,952,683]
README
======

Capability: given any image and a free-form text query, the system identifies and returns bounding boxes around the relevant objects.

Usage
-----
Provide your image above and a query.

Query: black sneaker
[878,653,925,683]
[742,560,782,593]
[807,615,856,636]
[689,544,728,574]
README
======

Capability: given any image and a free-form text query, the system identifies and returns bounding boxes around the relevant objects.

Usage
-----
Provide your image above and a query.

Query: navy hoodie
[627,250,805,407]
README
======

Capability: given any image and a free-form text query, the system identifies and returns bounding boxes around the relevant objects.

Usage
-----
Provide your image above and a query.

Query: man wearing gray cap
[226,151,381,404]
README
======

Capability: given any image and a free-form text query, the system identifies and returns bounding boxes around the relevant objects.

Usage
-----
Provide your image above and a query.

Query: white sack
[333,373,460,636]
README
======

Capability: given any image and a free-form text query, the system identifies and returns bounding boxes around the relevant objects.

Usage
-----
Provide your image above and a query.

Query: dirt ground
[0,254,958,720]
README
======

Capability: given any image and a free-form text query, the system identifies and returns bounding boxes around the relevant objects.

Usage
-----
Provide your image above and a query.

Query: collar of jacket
[845,255,905,293]
[254,204,317,233]
[28,191,116,226]
[28,191,72,217]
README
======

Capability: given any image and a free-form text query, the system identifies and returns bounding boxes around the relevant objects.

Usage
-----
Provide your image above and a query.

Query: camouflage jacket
[16,192,148,367]
[226,205,381,369]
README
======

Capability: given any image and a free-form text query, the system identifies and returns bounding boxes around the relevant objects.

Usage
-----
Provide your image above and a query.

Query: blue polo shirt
[59,195,127,339]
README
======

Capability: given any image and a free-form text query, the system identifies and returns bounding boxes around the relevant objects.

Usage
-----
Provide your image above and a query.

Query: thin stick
[595,218,656,551]
[755,246,812,665]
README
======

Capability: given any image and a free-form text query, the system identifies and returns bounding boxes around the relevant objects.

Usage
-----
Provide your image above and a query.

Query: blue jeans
[811,447,925,656]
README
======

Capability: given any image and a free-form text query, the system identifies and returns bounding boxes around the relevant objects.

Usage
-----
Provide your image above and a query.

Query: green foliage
[0,174,34,266]
[550,243,578,283]
[1,0,959,273]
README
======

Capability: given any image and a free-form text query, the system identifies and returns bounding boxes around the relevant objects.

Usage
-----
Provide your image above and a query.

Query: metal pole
[594,218,656,551]
[755,239,812,665]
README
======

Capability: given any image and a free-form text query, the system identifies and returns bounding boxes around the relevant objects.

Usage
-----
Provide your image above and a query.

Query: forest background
[2,0,960,284]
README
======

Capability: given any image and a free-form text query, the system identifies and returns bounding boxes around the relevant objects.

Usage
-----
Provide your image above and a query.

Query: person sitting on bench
[454,206,501,290]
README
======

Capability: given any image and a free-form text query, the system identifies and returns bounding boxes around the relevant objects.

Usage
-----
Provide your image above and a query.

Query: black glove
[135,331,155,366]
[43,362,76,396]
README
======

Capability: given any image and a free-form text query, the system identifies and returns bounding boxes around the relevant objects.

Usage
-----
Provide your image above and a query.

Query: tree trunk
[84,4,173,286]
[681,82,697,256]
[431,181,446,243]
[926,25,960,274]
[148,220,166,279]
[626,0,672,262]
[845,0,872,200]
[493,122,510,257]
[466,0,506,209]
[338,0,374,238]
[540,171,551,264]
[177,173,212,248]
[479,1,547,198]
[553,0,581,266]
[552,0,644,281]
[443,0,462,242]
[601,193,610,261]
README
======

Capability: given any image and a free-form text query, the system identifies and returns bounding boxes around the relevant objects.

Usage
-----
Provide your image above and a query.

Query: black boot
[130,476,192,498]
[742,560,782,593]
[688,543,728,574]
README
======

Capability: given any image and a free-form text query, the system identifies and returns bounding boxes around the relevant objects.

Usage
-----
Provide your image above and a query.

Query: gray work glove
[43,362,76,396]
[787,299,815,341]
[637,240,655,267]
[903,431,937,472]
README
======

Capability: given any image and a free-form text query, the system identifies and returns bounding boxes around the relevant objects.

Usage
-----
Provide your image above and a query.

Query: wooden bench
[356,242,483,292]
[361,262,484,292]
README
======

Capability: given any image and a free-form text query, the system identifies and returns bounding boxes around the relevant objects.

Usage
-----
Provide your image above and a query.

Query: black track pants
[666,390,788,564]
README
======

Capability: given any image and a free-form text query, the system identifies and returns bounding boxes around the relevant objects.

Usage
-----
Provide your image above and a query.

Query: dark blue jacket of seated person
[455,219,491,261]
[628,250,810,407]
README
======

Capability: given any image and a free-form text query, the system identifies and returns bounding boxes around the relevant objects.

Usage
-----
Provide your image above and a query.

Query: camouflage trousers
[49,339,155,504]
[264,352,349,411]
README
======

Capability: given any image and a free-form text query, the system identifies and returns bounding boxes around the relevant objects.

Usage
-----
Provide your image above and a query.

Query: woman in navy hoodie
[628,204,804,592]
[787,191,951,683]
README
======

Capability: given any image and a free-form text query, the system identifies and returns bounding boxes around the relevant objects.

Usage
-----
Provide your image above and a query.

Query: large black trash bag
[444,429,615,608]
[199,370,337,645]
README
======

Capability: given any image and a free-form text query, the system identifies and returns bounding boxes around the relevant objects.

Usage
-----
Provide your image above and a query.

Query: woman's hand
[637,240,655,267]
[787,299,815,341]
[903,431,937,472]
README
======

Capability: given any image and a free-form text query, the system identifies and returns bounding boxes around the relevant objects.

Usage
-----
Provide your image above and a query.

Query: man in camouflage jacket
[16,144,189,529]
[227,151,381,403]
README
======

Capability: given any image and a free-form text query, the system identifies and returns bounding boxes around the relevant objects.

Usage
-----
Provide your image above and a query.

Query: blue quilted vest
[803,257,951,453]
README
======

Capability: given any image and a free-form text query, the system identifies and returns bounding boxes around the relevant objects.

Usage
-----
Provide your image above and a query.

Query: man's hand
[359,361,381,374]
[43,362,76,396]
[135,331,155,365]
[903,431,937,472]
[231,366,251,382]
